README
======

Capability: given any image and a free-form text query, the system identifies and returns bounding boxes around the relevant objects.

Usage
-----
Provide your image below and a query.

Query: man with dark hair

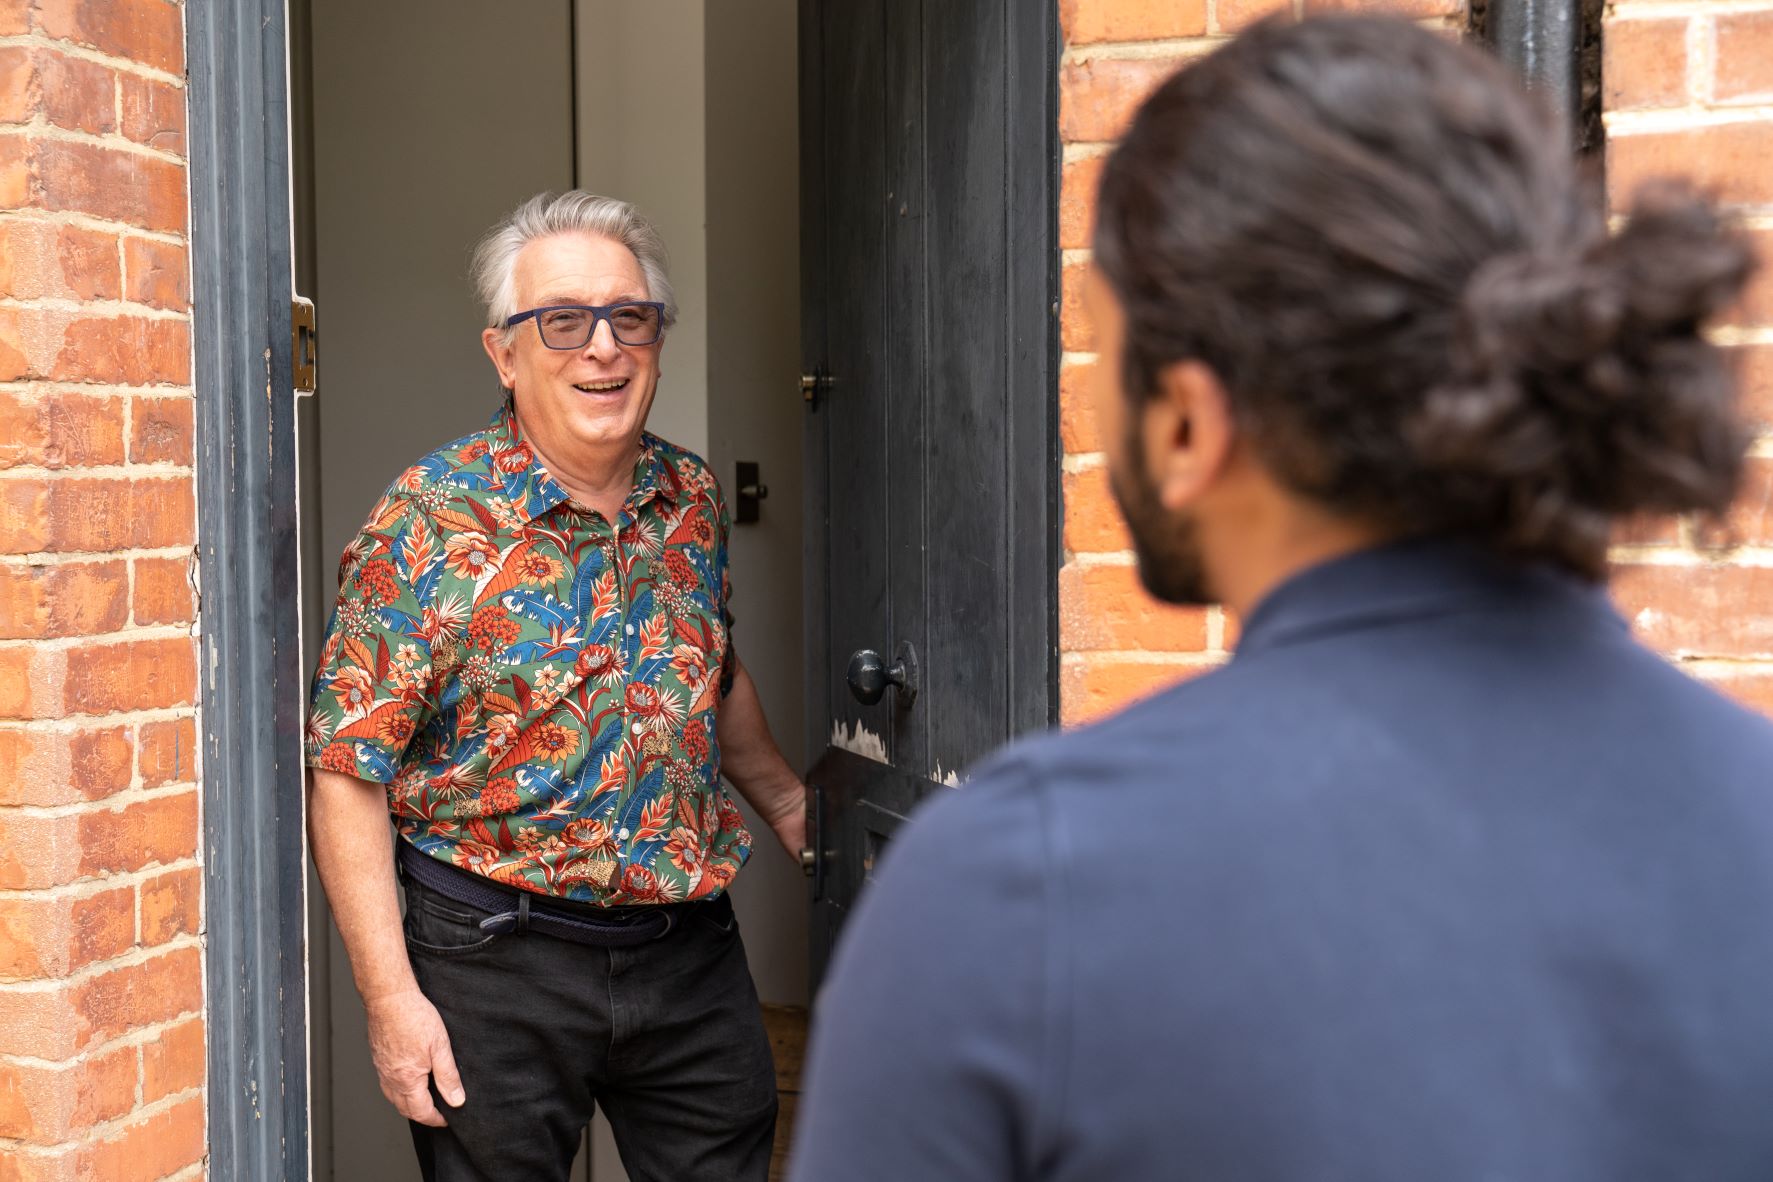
[790,16,1773,1181]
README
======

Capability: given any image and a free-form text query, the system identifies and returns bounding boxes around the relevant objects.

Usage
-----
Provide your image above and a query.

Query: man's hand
[758,778,808,859]
[366,988,465,1127]
[718,659,812,859]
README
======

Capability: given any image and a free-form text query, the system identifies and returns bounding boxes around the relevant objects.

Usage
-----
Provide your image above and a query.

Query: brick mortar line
[0,934,201,997]
[1609,0,1773,16]
[0,1082,205,1156]
[0,545,194,565]
[1679,656,1773,672]
[0,209,187,247]
[0,116,188,168]
[1061,351,1099,366]
[1061,451,1105,472]
[0,855,200,901]
[0,33,187,88]
[0,296,192,321]
[0,1012,204,1071]
[1206,604,1226,650]
[1061,142,1113,162]
[1060,247,1090,266]
[0,778,200,820]
[1604,104,1773,131]
[0,623,195,649]
[0,386,197,400]
[1065,550,1136,566]
[1715,326,1773,345]
[1063,36,1225,64]
[1609,544,1773,565]
[1060,650,1228,665]
[0,703,196,727]
[0,462,196,479]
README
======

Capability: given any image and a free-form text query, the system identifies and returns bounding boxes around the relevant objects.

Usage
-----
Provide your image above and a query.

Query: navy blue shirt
[791,541,1773,1182]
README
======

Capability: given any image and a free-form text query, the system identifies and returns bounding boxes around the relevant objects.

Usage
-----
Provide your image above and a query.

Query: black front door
[798,0,1058,985]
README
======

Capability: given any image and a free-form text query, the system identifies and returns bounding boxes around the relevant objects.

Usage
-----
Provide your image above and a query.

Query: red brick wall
[1059,0,1773,724]
[0,1,204,1177]
[1604,0,1773,715]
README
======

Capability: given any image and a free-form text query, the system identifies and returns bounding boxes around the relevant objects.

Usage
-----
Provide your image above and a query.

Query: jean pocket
[691,896,739,937]
[403,888,502,956]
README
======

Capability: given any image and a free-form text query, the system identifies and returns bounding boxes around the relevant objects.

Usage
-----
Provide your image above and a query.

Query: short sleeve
[305,496,439,784]
[715,483,738,698]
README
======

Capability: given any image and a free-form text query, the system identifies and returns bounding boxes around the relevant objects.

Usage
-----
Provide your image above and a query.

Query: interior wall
[305,2,575,1179]
[575,1,709,459]
[705,0,808,1008]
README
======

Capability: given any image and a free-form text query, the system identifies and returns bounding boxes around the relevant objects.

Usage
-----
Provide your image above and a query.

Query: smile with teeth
[573,379,628,393]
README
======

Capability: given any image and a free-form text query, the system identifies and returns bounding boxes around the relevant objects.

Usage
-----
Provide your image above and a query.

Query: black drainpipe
[1484,0,1585,139]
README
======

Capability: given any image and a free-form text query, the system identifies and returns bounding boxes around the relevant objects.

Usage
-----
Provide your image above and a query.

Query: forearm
[308,768,418,1003]
[717,660,805,836]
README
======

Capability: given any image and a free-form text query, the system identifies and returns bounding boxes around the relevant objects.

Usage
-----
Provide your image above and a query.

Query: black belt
[397,840,707,948]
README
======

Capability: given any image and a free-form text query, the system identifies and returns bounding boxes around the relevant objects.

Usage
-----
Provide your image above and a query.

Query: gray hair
[470,191,678,343]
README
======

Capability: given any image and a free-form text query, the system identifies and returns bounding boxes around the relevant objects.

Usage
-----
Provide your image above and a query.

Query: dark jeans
[401,873,778,1182]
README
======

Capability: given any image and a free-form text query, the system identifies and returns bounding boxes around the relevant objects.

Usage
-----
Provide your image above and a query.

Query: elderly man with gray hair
[305,191,804,1181]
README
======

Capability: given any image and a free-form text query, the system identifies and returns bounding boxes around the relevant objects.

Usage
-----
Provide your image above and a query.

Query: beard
[1108,422,1214,606]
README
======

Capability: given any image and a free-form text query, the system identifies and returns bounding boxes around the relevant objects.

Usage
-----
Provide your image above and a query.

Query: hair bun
[1413,180,1756,566]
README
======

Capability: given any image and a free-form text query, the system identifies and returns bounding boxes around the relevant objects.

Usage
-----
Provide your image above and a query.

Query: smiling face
[481,230,664,466]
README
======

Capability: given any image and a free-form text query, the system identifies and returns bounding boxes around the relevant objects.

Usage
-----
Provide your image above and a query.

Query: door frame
[796,0,1063,771]
[187,0,310,1177]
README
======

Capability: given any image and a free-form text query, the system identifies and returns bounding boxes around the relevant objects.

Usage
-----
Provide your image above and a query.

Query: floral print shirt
[304,402,751,905]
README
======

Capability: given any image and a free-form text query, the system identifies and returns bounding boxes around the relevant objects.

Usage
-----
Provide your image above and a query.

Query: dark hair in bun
[1093,15,1757,579]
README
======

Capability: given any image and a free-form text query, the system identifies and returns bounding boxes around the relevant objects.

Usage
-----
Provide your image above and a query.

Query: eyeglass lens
[536,305,662,349]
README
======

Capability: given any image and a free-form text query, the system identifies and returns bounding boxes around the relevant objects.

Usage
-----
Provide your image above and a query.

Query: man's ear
[1144,359,1235,513]
[481,327,517,390]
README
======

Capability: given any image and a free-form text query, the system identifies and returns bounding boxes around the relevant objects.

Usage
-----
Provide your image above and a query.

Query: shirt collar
[486,400,680,525]
[1232,537,1622,659]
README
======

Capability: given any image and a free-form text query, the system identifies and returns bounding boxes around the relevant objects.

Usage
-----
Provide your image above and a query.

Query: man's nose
[583,317,621,362]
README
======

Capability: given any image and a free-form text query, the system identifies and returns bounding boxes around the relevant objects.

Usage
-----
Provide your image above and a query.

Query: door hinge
[292,296,317,395]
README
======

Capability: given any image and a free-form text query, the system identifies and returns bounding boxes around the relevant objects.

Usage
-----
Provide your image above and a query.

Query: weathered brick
[1692,457,1773,550]
[1707,671,1773,717]
[0,390,125,470]
[1064,465,1133,552]
[0,724,133,806]
[138,865,197,947]
[3,136,187,234]
[1303,0,1463,15]
[1061,655,1213,725]
[0,884,132,979]
[1218,0,1294,33]
[0,220,122,302]
[1603,18,1690,111]
[0,809,80,889]
[1061,260,1095,352]
[1060,358,1105,453]
[33,49,117,137]
[0,46,31,125]
[79,790,199,879]
[131,554,191,627]
[1722,228,1771,330]
[139,1016,203,1105]
[1611,562,1773,658]
[0,646,66,721]
[1739,345,1772,427]
[1060,154,1104,250]
[0,306,191,385]
[128,395,192,465]
[0,476,195,553]
[1061,0,1208,44]
[65,636,196,715]
[31,0,184,75]
[1060,560,1211,650]
[135,716,194,789]
[1060,54,1186,144]
[121,237,189,311]
[72,945,202,1053]
[1608,123,1773,213]
[77,1093,205,1182]
[117,73,184,155]
[0,1040,135,1142]
[0,559,128,639]
[0,2,24,36]
[1611,514,1683,548]
[1715,10,1773,104]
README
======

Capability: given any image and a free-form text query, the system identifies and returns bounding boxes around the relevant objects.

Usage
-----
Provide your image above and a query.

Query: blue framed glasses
[504,301,666,350]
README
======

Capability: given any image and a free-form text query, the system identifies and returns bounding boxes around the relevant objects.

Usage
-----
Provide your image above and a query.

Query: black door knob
[846,643,918,706]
